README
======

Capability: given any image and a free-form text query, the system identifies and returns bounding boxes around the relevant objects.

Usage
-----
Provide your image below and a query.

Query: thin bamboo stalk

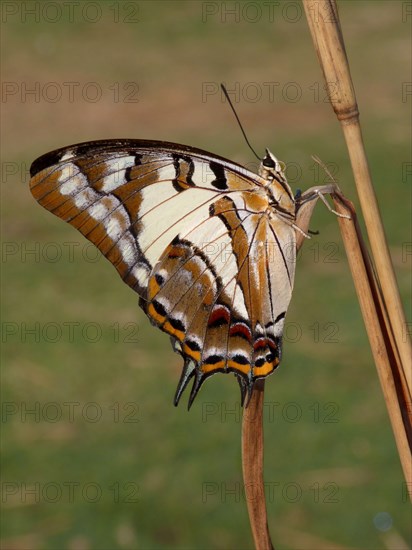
[332,194,411,498]
[242,380,274,550]
[302,0,411,494]
[302,0,412,395]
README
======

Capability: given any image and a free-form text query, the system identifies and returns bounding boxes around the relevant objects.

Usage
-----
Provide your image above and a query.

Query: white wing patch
[192,160,214,187]
[184,216,249,320]
[138,187,217,265]
[59,163,87,196]
[89,201,110,221]
[157,164,177,183]
[101,156,137,193]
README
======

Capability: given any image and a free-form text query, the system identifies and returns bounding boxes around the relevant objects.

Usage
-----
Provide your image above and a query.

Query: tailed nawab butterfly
[30,139,342,408]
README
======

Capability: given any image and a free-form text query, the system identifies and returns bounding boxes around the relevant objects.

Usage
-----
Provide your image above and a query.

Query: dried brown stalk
[332,193,412,495]
[242,379,274,550]
[302,0,411,494]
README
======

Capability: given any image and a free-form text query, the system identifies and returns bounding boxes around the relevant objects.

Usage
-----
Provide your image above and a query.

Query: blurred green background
[2,1,411,549]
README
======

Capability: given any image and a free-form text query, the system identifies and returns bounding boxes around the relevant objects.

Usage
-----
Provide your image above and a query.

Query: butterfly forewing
[30,139,297,407]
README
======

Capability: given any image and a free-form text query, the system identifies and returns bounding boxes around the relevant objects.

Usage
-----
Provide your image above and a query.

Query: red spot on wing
[208,305,230,327]
[253,338,276,351]
[229,322,252,343]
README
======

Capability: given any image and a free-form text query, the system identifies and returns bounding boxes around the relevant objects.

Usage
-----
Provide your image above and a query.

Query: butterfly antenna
[220,84,261,161]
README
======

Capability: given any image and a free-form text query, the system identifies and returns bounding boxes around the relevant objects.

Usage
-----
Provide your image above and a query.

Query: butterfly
[30,139,342,408]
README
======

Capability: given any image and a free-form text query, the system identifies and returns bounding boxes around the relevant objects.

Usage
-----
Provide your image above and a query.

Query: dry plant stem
[332,194,412,499]
[302,0,412,394]
[242,379,274,550]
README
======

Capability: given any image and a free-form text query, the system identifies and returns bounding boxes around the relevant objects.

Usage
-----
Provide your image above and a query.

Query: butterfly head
[260,149,295,213]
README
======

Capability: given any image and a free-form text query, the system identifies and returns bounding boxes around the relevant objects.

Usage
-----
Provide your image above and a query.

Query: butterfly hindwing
[30,139,297,407]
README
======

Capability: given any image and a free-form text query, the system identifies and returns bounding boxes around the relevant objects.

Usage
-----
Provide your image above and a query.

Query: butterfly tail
[187,371,208,410]
[173,359,196,407]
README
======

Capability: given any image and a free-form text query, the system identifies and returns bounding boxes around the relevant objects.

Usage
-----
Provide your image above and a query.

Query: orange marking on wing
[147,303,166,325]
[175,180,191,191]
[182,344,201,362]
[167,246,186,259]
[203,288,215,307]
[227,360,250,375]
[163,321,185,341]
[253,358,279,377]
[148,277,160,299]
[243,192,268,213]
[185,258,204,281]
[202,361,225,373]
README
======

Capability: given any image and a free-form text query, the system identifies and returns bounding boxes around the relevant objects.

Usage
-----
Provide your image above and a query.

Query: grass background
[1,1,411,549]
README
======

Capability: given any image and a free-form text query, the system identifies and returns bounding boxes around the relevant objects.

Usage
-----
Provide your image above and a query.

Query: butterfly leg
[294,184,351,250]
[299,184,350,219]
[304,155,351,219]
